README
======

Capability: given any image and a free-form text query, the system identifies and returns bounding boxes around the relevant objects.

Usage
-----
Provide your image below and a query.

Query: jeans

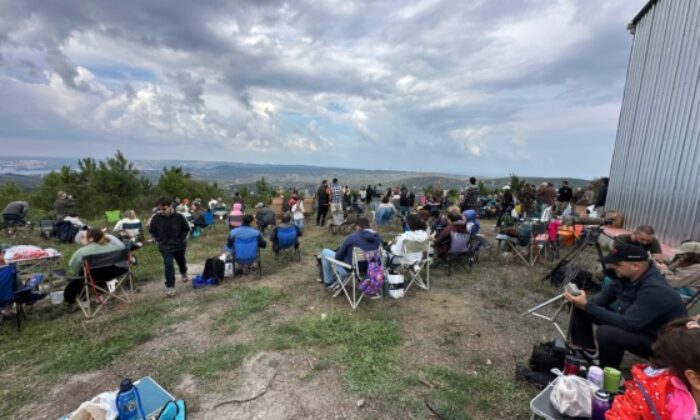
[569,306,655,369]
[293,218,305,233]
[161,249,187,288]
[316,204,329,226]
[321,248,347,287]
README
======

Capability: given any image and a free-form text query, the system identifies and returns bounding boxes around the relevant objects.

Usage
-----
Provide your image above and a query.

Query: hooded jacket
[335,229,383,265]
[390,229,429,265]
[149,211,190,253]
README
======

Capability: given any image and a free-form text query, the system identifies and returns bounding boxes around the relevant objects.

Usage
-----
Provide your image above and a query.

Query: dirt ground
[7,219,573,419]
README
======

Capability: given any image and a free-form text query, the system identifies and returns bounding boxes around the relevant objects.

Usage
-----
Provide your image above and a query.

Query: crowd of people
[2,173,699,418]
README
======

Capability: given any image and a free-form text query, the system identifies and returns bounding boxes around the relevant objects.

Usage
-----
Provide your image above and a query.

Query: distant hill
[0,173,42,189]
[0,156,592,192]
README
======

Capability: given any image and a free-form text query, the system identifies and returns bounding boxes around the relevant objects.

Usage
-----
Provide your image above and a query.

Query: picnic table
[7,252,64,293]
[529,383,589,420]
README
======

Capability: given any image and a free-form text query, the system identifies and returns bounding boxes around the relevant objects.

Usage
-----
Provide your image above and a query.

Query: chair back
[0,265,17,306]
[234,236,259,264]
[276,226,297,249]
[402,238,429,255]
[105,210,121,223]
[122,222,142,231]
[449,231,470,255]
[531,222,548,236]
[376,207,394,225]
[83,249,131,282]
[203,211,214,226]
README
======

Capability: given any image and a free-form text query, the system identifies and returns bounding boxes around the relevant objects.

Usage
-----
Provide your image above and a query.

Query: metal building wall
[607,0,700,247]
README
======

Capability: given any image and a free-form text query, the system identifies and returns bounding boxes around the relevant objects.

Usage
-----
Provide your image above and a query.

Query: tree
[158,167,191,199]
[0,182,23,209]
[478,180,488,196]
[509,173,527,195]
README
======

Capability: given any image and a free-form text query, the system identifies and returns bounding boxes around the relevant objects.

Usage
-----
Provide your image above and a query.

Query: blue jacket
[585,264,687,338]
[336,229,383,265]
[225,225,267,253]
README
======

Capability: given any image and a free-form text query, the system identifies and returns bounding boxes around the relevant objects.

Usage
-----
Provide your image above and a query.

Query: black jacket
[149,212,190,252]
[585,264,687,338]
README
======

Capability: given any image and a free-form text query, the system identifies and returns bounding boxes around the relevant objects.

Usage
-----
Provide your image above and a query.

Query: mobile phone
[565,283,581,296]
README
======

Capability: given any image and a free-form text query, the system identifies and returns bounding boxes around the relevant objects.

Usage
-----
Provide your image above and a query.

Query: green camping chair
[105,210,121,223]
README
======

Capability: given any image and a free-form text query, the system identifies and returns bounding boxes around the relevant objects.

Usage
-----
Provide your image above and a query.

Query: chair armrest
[324,256,352,270]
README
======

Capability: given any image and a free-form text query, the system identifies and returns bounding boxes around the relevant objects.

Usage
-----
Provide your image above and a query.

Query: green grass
[266,311,402,393]
[218,287,287,332]
[421,365,532,419]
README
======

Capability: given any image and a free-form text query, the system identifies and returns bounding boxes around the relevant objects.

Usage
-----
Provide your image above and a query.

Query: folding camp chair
[324,247,383,309]
[193,211,215,235]
[273,225,300,262]
[375,207,395,227]
[39,219,56,240]
[497,222,550,267]
[0,265,23,331]
[76,249,134,319]
[232,236,262,278]
[105,210,121,224]
[445,231,473,277]
[400,238,431,292]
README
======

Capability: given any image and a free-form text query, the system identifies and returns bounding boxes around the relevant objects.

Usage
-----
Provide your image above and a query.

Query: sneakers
[166,287,176,297]
[580,348,600,365]
[180,273,189,283]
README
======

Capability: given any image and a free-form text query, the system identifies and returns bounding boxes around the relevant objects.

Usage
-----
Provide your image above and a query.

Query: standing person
[53,191,75,220]
[316,180,330,227]
[342,186,352,210]
[149,197,191,297]
[556,180,573,214]
[329,178,343,215]
[461,177,480,212]
[364,185,373,207]
[594,177,609,216]
[291,196,306,232]
[2,200,29,225]
[496,185,514,227]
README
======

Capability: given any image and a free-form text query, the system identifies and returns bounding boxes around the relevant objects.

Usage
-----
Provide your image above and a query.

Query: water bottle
[116,378,146,420]
[591,390,612,420]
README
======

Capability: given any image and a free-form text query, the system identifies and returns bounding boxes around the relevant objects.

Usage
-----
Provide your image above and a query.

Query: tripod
[522,225,610,339]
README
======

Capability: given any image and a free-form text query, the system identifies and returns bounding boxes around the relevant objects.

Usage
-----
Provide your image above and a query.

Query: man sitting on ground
[614,225,665,267]
[270,213,302,254]
[226,214,267,255]
[564,243,687,369]
[2,200,29,225]
[255,202,276,234]
[53,191,75,220]
[318,216,383,290]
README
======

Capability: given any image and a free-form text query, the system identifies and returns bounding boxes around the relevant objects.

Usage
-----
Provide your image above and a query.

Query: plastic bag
[549,372,598,417]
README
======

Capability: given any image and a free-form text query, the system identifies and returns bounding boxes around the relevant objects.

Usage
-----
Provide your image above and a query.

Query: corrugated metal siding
[607,0,700,247]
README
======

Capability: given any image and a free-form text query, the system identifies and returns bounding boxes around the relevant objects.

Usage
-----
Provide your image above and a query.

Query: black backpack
[549,264,594,289]
[515,339,572,389]
[202,257,224,284]
[55,221,79,243]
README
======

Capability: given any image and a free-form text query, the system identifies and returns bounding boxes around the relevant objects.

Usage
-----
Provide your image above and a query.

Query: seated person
[269,213,302,253]
[175,198,189,214]
[64,228,121,304]
[75,229,125,250]
[225,214,267,257]
[614,225,664,267]
[213,198,228,221]
[255,203,276,234]
[433,208,468,258]
[375,196,396,226]
[2,200,29,225]
[228,203,244,230]
[564,243,687,369]
[191,202,206,227]
[113,210,142,240]
[387,214,429,266]
[462,209,481,236]
[318,216,383,290]
[660,241,700,298]
[606,317,700,419]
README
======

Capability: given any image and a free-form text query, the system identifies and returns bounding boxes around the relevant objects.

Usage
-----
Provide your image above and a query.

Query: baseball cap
[675,241,700,256]
[599,243,649,264]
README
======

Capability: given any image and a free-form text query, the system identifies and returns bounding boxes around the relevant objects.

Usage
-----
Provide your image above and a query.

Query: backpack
[55,221,79,243]
[516,339,572,389]
[157,399,187,420]
[359,250,384,296]
[202,257,224,284]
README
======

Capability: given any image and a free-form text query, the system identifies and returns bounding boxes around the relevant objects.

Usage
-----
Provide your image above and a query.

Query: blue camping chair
[375,207,395,226]
[232,236,262,278]
[0,265,45,332]
[274,225,300,262]
[193,211,215,235]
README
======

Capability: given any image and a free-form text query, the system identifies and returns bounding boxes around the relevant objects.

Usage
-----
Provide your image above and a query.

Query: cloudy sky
[0,0,647,178]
